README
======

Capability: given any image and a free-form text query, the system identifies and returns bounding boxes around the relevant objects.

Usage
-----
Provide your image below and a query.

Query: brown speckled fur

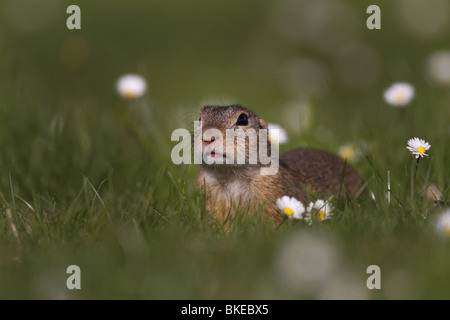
[197,105,365,223]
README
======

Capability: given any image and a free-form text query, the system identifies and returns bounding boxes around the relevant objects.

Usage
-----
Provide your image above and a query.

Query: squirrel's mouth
[202,150,228,164]
[209,151,225,158]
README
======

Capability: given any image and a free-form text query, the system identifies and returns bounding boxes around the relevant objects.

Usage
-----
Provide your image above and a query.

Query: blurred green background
[0,0,449,299]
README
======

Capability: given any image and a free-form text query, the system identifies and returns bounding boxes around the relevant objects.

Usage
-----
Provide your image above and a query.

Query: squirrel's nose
[203,136,215,146]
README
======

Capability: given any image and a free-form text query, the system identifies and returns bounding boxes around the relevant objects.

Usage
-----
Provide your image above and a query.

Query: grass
[1,0,450,300]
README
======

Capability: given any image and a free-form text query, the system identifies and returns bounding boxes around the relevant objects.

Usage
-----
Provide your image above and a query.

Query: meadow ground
[0,0,449,299]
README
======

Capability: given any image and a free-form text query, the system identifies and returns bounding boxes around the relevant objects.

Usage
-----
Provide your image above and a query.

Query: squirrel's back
[280,147,365,205]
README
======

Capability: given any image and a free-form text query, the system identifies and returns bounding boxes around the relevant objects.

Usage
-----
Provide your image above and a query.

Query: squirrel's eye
[236,113,248,126]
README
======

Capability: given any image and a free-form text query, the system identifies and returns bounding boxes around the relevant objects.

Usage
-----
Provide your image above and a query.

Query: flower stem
[410,157,420,200]
[414,157,420,181]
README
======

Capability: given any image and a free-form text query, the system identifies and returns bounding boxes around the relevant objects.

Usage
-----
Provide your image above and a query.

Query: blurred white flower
[435,208,450,238]
[338,142,364,163]
[338,143,356,161]
[304,199,334,225]
[116,74,147,99]
[406,137,431,158]
[427,51,450,86]
[268,0,359,53]
[383,82,415,107]
[397,0,449,39]
[282,58,328,98]
[275,231,340,294]
[276,195,305,219]
[268,123,288,144]
[281,101,313,134]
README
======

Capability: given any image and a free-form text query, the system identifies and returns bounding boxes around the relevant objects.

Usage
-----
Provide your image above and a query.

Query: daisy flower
[268,123,288,144]
[304,199,334,225]
[116,74,147,99]
[276,195,305,219]
[406,137,431,158]
[435,208,450,238]
[338,143,356,161]
[338,142,365,163]
[383,82,415,107]
[427,51,450,86]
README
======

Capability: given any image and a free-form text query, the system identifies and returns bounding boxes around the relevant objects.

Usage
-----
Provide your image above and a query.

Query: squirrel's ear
[258,117,268,129]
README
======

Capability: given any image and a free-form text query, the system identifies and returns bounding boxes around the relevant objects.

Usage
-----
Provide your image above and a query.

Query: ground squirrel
[196,105,365,222]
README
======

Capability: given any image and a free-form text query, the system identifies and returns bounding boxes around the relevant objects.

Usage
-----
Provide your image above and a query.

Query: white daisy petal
[427,51,450,86]
[268,123,289,144]
[116,74,147,99]
[435,209,450,238]
[406,137,431,158]
[383,82,415,107]
[305,199,335,223]
[276,196,305,219]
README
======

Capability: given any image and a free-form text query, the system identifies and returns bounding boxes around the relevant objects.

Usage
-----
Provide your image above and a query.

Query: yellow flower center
[283,207,293,216]
[444,225,450,237]
[417,146,426,154]
[394,91,405,103]
[318,210,325,220]
[339,145,355,160]
[124,90,136,98]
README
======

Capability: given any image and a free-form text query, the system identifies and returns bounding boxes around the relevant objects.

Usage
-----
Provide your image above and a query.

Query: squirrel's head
[195,105,272,168]
[200,105,268,132]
